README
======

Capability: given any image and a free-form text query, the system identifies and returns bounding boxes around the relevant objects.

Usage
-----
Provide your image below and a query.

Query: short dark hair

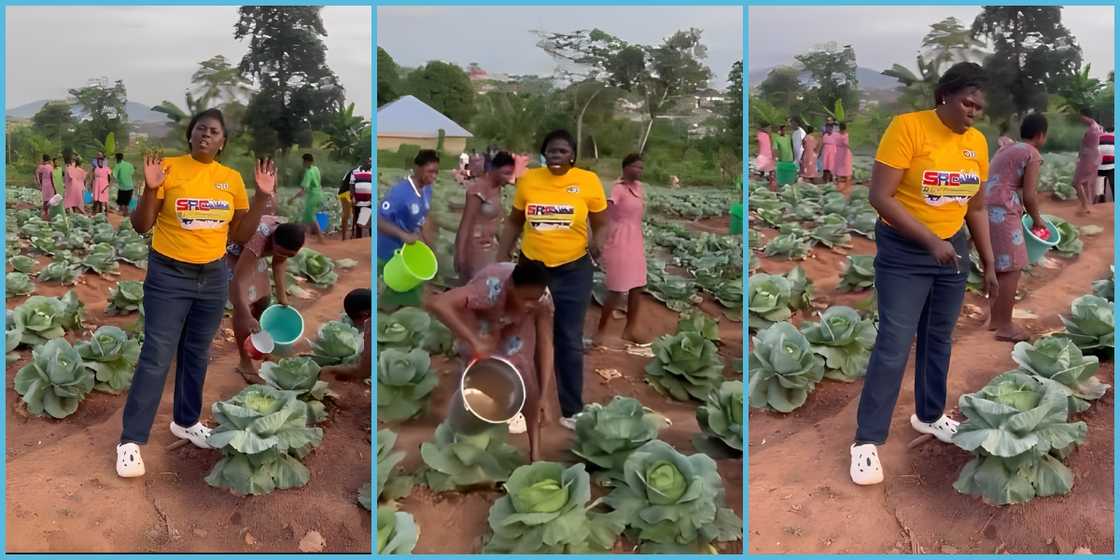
[185,108,227,150]
[511,259,550,287]
[491,151,515,169]
[42,154,51,162]
[274,223,306,251]
[1020,113,1048,140]
[343,289,372,322]
[1079,106,1096,119]
[539,129,577,158]
[934,62,986,105]
[115,153,124,162]
[838,122,847,132]
[622,153,642,168]
[414,149,440,167]
[804,125,815,134]
[302,153,314,163]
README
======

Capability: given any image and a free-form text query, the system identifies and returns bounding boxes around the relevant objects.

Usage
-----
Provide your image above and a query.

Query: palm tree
[151,92,208,149]
[322,102,370,162]
[883,55,942,110]
[1059,63,1104,116]
[191,55,252,108]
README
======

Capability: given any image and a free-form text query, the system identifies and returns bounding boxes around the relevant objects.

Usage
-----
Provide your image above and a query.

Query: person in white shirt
[791,117,806,172]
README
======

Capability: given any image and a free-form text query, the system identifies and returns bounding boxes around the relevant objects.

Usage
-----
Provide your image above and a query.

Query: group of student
[377,131,652,461]
[755,116,854,188]
[34,152,136,217]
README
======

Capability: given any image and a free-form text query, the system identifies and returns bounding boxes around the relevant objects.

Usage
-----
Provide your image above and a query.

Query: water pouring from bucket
[447,356,526,435]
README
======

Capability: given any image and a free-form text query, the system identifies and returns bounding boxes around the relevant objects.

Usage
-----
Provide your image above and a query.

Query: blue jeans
[854,222,969,445]
[120,251,229,445]
[531,253,594,418]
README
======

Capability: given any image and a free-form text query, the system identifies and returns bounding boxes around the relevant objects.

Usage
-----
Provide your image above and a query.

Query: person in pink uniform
[799,126,819,183]
[833,123,854,191]
[594,154,651,348]
[820,124,838,184]
[1073,107,1103,215]
[91,153,112,215]
[63,156,87,214]
[34,155,56,219]
[756,125,775,187]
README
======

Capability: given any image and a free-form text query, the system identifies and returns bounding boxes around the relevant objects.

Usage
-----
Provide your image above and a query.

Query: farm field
[747,154,1115,554]
[376,170,745,553]
[4,186,372,553]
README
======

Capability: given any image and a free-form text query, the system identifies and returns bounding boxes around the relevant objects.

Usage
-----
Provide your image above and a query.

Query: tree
[378,47,402,107]
[921,17,987,68]
[191,55,252,108]
[31,101,78,146]
[68,79,130,151]
[1058,63,1104,116]
[322,102,370,162]
[403,60,476,127]
[757,66,804,114]
[471,91,551,153]
[722,61,743,155]
[882,55,941,110]
[630,29,713,153]
[235,6,345,157]
[795,43,859,121]
[152,92,210,150]
[971,6,1082,121]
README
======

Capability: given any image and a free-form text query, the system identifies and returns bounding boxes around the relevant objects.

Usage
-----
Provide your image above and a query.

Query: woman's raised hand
[143,152,165,189]
[255,158,277,196]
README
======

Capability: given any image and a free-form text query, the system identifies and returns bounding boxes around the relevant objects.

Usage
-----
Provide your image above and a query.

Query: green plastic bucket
[730,203,744,234]
[1021,215,1061,264]
[776,162,798,186]
[383,241,438,292]
[260,305,304,352]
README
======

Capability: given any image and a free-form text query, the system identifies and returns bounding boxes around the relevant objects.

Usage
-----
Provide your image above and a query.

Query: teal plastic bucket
[730,203,743,234]
[260,305,304,352]
[776,162,798,186]
[315,211,330,232]
[1021,215,1062,264]
[83,191,93,204]
[129,197,138,211]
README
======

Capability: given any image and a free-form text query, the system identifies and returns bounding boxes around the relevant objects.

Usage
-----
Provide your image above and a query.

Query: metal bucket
[447,356,526,435]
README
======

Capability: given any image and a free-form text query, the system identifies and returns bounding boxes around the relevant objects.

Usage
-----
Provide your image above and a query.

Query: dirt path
[381,220,744,554]
[748,198,1115,554]
[5,225,372,553]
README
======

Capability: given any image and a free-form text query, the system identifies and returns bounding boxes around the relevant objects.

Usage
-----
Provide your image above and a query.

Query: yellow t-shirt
[876,110,989,239]
[151,154,249,264]
[513,167,608,267]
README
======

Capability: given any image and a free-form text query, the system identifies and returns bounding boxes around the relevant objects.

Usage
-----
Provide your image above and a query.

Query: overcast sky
[5,6,372,116]
[378,6,743,88]
[749,6,1114,78]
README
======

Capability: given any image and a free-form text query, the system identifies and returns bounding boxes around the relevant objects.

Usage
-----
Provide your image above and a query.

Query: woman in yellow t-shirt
[849,63,998,486]
[115,108,277,479]
[497,129,608,430]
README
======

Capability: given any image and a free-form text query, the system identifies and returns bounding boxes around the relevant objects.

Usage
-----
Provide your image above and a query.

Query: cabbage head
[420,419,524,492]
[293,249,338,287]
[747,273,792,331]
[76,325,140,394]
[377,429,414,502]
[676,310,720,343]
[260,357,331,423]
[1011,335,1109,412]
[14,338,95,418]
[748,322,825,413]
[377,348,437,422]
[602,440,742,553]
[838,255,875,292]
[81,243,119,276]
[377,307,431,349]
[107,280,144,316]
[7,272,34,297]
[1059,295,1114,354]
[377,505,419,554]
[644,332,726,402]
[801,306,877,382]
[311,320,363,366]
[8,255,36,274]
[694,380,744,457]
[571,396,665,475]
[10,294,80,346]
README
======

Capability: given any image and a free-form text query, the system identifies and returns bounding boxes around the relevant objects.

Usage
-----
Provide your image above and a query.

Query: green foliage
[1059,295,1114,354]
[838,255,875,292]
[801,306,877,382]
[420,420,525,492]
[784,265,814,312]
[676,309,720,343]
[310,320,363,366]
[694,380,744,457]
[748,322,825,413]
[1011,336,1109,412]
[377,348,437,422]
[763,232,812,260]
[570,396,665,476]
[291,249,338,288]
[8,255,36,274]
[81,243,119,276]
[378,47,403,107]
[260,357,331,423]
[107,280,144,316]
[1092,266,1114,302]
[6,272,34,297]
[644,331,726,402]
[9,293,82,347]
[747,272,792,331]
[377,506,419,554]
[205,385,324,496]
[404,60,477,125]
[14,338,95,419]
[377,429,415,502]
[76,326,140,394]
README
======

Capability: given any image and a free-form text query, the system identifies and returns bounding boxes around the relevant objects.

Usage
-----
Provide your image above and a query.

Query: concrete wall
[377,136,469,155]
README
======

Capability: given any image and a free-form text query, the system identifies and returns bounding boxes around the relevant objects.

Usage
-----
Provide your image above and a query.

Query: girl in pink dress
[833,123,853,190]
[91,155,112,214]
[820,124,838,184]
[35,156,55,218]
[1073,108,1103,215]
[799,126,818,182]
[594,154,650,347]
[63,158,87,213]
[755,126,775,186]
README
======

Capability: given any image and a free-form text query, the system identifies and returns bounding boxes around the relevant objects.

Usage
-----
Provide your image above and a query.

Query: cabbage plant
[748,322,825,413]
[571,396,665,476]
[77,326,140,394]
[378,307,431,349]
[1048,216,1083,257]
[838,255,875,292]
[311,320,364,365]
[14,338,95,418]
[1011,336,1109,411]
[763,232,812,260]
[694,380,743,457]
[260,357,332,423]
[293,249,338,287]
[801,306,877,382]
[644,331,726,402]
[8,255,36,273]
[1092,266,1114,302]
[378,429,414,502]
[107,280,144,316]
[377,348,437,422]
[810,214,852,248]
[676,310,720,343]
[119,241,149,268]
[748,272,793,331]
[420,420,524,492]
[377,505,419,554]
[602,440,742,553]
[205,385,324,496]
[483,462,622,553]
[7,272,34,297]
[1059,295,1114,353]
[81,243,119,276]
[952,371,1087,505]
[37,255,80,285]
[784,265,814,312]
[10,294,80,346]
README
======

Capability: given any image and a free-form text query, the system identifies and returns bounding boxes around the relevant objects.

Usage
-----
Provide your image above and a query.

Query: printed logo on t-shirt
[410,203,420,215]
[566,185,580,194]
[381,200,391,210]
[174,198,232,230]
[920,170,981,206]
[962,149,976,159]
[215,182,231,192]
[525,203,575,231]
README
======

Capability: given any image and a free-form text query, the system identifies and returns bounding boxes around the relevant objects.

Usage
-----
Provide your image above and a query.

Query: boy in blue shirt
[377,149,440,309]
